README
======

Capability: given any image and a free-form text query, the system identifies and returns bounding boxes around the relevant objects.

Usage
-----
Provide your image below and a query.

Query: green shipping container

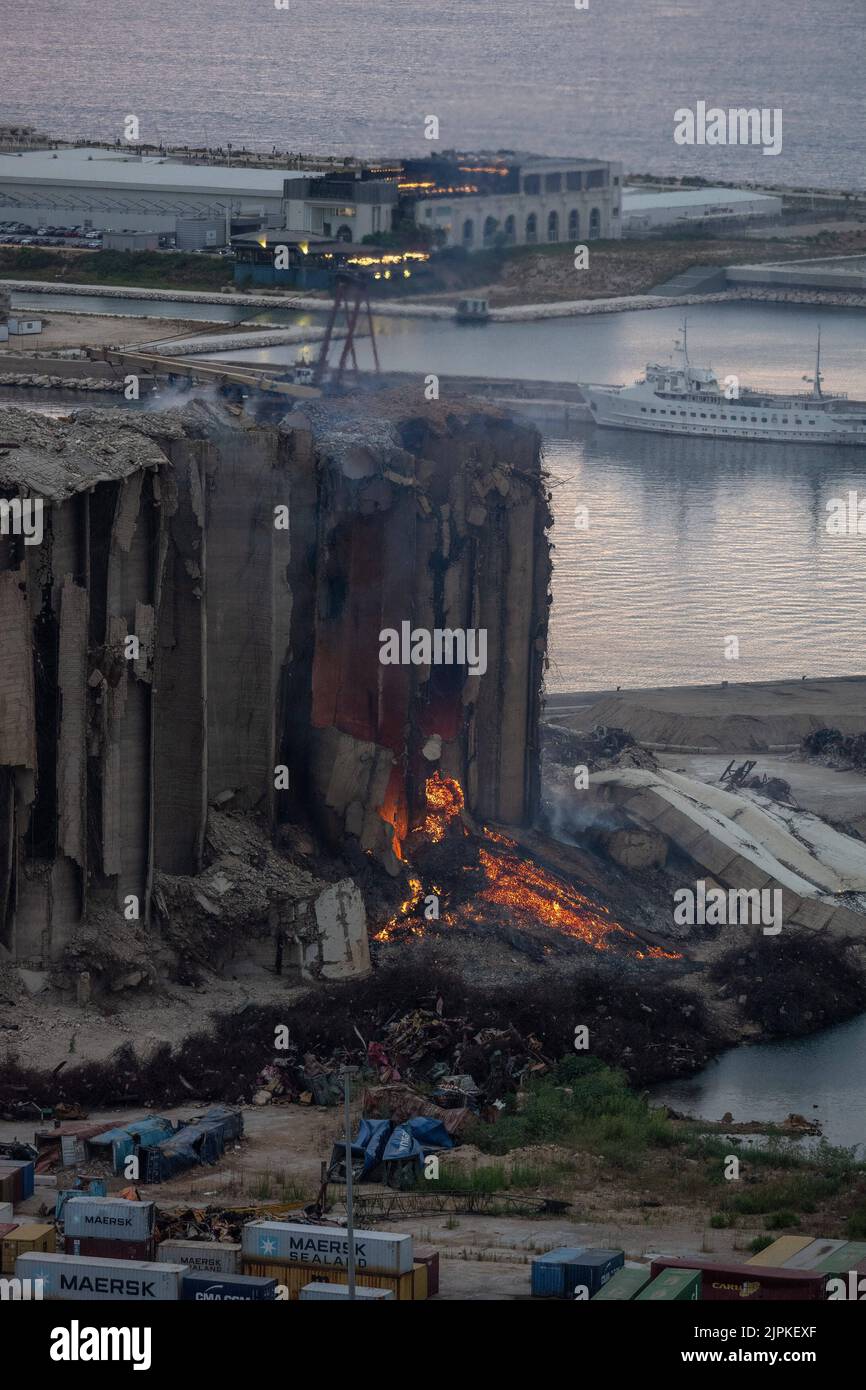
[815,1242,866,1275]
[592,1267,652,1301]
[637,1268,701,1302]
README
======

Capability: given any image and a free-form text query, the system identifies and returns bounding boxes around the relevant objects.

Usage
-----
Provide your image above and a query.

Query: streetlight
[342,1066,358,1299]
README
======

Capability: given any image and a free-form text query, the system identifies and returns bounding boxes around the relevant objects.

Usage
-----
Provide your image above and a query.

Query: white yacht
[580,324,866,446]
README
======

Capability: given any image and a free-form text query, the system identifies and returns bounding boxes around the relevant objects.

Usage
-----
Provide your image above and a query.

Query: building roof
[0,149,314,198]
[622,186,780,210]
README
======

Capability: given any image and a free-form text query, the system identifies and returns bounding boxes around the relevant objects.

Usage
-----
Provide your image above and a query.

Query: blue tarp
[87,1117,174,1175]
[197,1106,244,1144]
[328,1116,453,1185]
[146,1124,224,1184]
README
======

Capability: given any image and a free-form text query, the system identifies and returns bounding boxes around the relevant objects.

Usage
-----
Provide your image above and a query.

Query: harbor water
[3,0,864,192]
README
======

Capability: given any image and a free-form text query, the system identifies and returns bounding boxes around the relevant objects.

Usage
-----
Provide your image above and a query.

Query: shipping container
[746,1235,814,1267]
[300,1283,394,1300]
[0,1156,34,1200]
[0,1160,34,1203]
[531,1247,586,1299]
[0,1203,13,1224]
[15,1252,187,1302]
[64,1196,155,1243]
[815,1242,866,1275]
[1,1223,55,1274]
[414,1245,439,1297]
[158,1240,241,1274]
[242,1221,413,1275]
[637,1269,701,1302]
[650,1256,826,1301]
[181,1271,277,1301]
[568,1249,625,1298]
[64,1235,155,1262]
[592,1266,653,1300]
[243,1258,415,1301]
[412,1263,428,1301]
[824,1257,866,1300]
[781,1238,846,1270]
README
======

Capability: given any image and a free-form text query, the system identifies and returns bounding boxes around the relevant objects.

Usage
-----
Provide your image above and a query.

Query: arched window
[589,207,601,239]
[504,214,516,244]
[462,218,474,246]
[525,212,538,244]
[483,215,498,247]
[335,224,353,243]
[547,210,559,242]
[568,209,579,239]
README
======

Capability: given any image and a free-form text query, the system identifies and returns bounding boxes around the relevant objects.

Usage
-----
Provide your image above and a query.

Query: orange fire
[373,775,679,960]
[422,772,464,842]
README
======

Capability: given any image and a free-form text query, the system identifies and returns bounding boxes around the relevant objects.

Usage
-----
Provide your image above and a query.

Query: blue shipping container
[181,1271,277,1301]
[531,1248,587,1299]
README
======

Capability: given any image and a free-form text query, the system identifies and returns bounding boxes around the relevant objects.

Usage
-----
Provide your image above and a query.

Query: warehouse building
[402,152,622,249]
[621,186,783,235]
[0,147,316,236]
[281,173,398,243]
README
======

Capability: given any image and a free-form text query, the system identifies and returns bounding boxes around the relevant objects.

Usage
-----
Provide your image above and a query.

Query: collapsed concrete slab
[591,766,866,939]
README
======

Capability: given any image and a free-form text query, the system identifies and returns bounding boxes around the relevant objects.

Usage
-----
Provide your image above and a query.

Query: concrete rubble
[589,765,866,939]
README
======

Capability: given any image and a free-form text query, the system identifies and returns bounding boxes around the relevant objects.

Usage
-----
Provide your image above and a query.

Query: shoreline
[6,277,866,324]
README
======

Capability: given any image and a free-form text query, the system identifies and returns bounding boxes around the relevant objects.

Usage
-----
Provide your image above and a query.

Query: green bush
[766,1210,800,1229]
[747,1235,774,1254]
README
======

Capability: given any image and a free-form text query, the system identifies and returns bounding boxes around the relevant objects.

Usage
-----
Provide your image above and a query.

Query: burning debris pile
[374,773,676,960]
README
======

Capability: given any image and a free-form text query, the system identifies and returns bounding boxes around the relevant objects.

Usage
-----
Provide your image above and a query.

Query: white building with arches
[412,155,622,251]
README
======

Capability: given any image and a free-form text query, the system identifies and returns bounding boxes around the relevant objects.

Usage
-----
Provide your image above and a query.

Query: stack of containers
[1,1222,55,1274]
[241,1220,419,1300]
[0,1158,35,1206]
[63,1196,156,1261]
[531,1247,624,1300]
[15,1252,187,1302]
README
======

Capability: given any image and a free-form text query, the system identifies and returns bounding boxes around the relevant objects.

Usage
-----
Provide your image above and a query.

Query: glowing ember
[422,772,464,843]
[372,777,679,960]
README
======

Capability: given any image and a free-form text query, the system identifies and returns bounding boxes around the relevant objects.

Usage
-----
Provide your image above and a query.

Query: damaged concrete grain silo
[0,391,551,993]
[301,394,551,873]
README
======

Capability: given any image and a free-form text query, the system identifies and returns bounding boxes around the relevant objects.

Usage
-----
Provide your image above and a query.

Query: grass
[0,246,234,293]
[471,1055,678,1171]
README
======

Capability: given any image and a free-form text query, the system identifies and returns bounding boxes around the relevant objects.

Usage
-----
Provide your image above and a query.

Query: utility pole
[343,1066,357,1299]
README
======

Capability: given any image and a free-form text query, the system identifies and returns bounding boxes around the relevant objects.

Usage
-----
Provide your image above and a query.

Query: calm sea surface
[202,299,866,693]
[1,0,864,189]
[652,1014,866,1151]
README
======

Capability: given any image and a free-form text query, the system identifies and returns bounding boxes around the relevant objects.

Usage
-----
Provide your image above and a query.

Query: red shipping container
[414,1245,440,1298]
[64,1235,155,1262]
[651,1256,825,1301]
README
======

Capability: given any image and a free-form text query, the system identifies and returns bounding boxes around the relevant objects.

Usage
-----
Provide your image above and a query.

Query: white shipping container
[16,1252,186,1301]
[0,1202,12,1222]
[158,1240,241,1274]
[242,1221,413,1275]
[64,1196,155,1242]
[300,1282,394,1301]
